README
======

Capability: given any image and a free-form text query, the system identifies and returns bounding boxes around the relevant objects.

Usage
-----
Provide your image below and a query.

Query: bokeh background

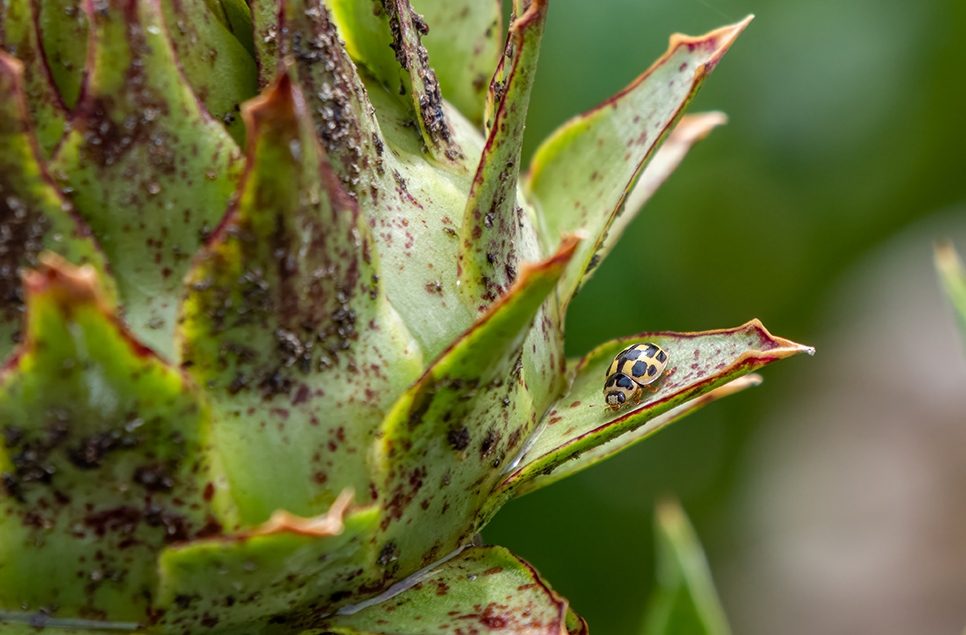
[483,0,966,633]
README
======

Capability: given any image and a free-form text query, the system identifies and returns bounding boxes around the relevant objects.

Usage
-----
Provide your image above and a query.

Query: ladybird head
[604,372,641,410]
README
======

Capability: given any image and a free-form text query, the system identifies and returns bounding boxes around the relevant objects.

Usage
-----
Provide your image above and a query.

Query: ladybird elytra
[605,342,670,386]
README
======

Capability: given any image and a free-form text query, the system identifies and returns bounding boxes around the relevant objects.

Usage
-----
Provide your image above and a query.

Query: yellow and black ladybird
[606,342,669,387]
[603,372,641,410]
[603,342,670,411]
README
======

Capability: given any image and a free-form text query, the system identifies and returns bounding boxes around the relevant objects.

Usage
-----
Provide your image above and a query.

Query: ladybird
[603,342,670,411]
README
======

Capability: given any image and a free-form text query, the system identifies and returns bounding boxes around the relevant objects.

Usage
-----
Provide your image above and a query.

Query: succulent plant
[0,0,813,632]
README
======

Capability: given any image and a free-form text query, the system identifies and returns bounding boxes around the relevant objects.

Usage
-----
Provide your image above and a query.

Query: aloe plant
[0,0,813,632]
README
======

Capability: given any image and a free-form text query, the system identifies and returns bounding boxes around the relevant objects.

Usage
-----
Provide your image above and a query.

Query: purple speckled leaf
[0,53,113,362]
[329,0,462,163]
[0,257,234,623]
[158,0,259,144]
[515,374,762,497]
[458,0,547,308]
[179,71,423,526]
[156,494,381,630]
[47,0,245,360]
[320,546,574,635]
[492,321,812,502]
[271,0,392,198]
[369,237,578,592]
[410,0,502,126]
[524,18,752,312]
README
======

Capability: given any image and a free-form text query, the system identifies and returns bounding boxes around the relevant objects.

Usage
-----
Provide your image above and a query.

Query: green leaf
[36,0,87,109]
[0,257,234,624]
[642,499,731,635]
[250,0,279,83]
[0,53,114,362]
[935,240,966,345]
[515,374,762,497]
[47,0,245,361]
[156,494,380,630]
[410,0,502,126]
[371,237,578,589]
[179,71,423,526]
[458,0,547,306]
[272,0,393,197]
[329,0,463,163]
[495,320,812,499]
[524,17,752,312]
[319,545,573,635]
[0,4,67,154]
[219,0,257,59]
[591,112,727,285]
[159,0,260,144]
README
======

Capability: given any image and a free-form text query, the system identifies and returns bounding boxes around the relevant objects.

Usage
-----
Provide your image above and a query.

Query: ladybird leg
[641,382,659,393]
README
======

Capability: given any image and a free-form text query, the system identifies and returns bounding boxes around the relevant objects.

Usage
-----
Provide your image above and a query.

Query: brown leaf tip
[241,67,304,145]
[668,14,753,62]
[23,253,103,310]
[252,488,354,538]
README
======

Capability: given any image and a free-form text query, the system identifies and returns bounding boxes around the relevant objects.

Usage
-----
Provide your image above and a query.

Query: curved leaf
[0,53,113,362]
[515,374,762,497]
[272,0,392,197]
[320,546,571,635]
[156,494,380,630]
[0,257,233,624]
[458,0,547,306]
[935,240,966,344]
[495,320,812,499]
[48,0,245,360]
[179,71,423,526]
[642,499,731,635]
[524,17,752,311]
[371,237,578,589]
[410,0,502,126]
[329,0,463,163]
[159,0,260,144]
[0,1,67,154]
[36,0,87,109]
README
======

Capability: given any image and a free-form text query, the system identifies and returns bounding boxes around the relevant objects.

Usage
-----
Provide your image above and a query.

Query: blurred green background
[483,0,966,633]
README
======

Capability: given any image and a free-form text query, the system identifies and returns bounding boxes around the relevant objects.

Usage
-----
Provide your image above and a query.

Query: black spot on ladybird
[647,364,658,377]
[616,374,635,389]
[631,360,648,378]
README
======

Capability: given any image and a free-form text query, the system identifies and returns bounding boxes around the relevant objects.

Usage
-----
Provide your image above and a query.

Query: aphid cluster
[603,342,669,411]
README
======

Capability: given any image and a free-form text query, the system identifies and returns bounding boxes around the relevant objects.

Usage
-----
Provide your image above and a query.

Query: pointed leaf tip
[241,68,299,136]
[371,234,580,584]
[21,253,102,310]
[669,14,753,75]
[527,18,753,313]
[493,320,811,500]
